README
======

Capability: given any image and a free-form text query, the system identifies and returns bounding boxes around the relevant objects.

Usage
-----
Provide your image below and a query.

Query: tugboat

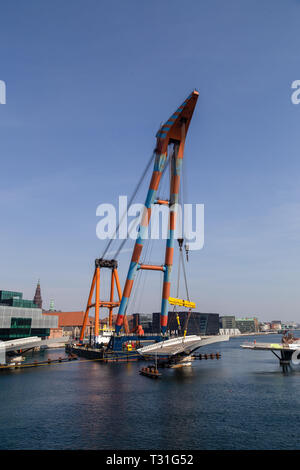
[139,365,162,379]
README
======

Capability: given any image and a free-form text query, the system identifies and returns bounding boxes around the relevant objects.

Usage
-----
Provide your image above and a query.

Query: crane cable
[109,155,171,260]
[101,151,155,259]
[173,127,193,337]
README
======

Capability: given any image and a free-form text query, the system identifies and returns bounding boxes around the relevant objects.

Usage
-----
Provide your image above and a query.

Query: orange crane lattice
[79,258,127,342]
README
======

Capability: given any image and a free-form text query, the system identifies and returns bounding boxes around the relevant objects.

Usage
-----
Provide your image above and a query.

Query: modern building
[152,311,220,335]
[220,315,236,329]
[235,317,259,333]
[0,290,37,309]
[132,313,153,333]
[0,290,57,340]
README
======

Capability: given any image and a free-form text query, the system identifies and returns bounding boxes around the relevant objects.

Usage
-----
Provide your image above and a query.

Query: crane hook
[184,243,189,262]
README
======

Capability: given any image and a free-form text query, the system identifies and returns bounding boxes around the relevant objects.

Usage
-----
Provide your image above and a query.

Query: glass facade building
[220,315,236,329]
[0,290,58,340]
[152,311,220,335]
[235,317,259,333]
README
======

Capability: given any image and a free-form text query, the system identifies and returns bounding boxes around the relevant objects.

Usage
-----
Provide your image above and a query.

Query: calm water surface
[0,333,299,450]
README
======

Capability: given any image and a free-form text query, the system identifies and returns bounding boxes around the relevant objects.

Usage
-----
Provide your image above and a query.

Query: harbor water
[0,333,299,450]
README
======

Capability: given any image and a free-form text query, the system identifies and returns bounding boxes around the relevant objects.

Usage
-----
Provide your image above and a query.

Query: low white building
[219,328,241,336]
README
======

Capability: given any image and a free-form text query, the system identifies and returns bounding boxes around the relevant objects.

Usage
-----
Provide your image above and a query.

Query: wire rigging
[106,154,171,261]
[101,151,156,259]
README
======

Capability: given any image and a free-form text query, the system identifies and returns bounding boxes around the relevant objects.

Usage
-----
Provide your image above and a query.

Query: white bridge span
[137,334,229,357]
[0,336,70,364]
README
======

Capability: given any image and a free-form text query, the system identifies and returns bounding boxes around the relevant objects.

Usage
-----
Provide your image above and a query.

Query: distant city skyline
[0,1,300,321]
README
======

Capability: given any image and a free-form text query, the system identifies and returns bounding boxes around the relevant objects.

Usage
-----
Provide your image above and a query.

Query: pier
[241,341,300,372]
[0,354,78,371]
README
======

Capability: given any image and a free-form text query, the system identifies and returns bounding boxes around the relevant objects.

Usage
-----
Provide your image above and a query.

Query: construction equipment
[70,90,229,365]
[115,90,199,336]
[79,258,124,343]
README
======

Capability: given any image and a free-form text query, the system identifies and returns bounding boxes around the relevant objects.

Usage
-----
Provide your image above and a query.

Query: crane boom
[115,91,199,335]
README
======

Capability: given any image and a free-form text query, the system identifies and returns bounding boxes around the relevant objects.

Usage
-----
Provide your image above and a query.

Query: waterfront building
[0,290,37,309]
[132,313,153,333]
[282,321,299,329]
[235,317,259,333]
[259,323,270,332]
[220,315,236,329]
[0,290,57,340]
[270,320,282,330]
[43,311,94,339]
[219,328,241,336]
[152,311,220,335]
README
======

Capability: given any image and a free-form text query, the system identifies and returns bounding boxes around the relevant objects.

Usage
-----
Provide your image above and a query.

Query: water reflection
[0,334,299,449]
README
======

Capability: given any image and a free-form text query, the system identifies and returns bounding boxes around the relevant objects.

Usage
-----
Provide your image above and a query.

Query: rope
[180,250,190,301]
[102,151,155,259]
[106,153,171,260]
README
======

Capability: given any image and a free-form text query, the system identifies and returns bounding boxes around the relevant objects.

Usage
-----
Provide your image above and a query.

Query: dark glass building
[132,313,153,333]
[152,311,220,335]
[220,315,236,329]
[235,318,259,333]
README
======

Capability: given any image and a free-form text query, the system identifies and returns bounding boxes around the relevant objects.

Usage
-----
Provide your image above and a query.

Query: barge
[66,334,165,362]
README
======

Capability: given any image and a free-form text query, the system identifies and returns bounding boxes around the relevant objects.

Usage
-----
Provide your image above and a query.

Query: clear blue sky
[0,0,300,321]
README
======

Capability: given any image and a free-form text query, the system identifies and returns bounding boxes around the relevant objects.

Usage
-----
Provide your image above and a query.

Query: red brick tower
[33,280,42,309]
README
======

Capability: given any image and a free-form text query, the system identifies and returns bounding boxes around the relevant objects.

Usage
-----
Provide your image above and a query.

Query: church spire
[33,280,42,309]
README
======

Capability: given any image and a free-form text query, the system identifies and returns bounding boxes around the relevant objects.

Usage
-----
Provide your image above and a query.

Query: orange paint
[123,279,134,299]
[95,266,100,337]
[139,264,164,271]
[150,171,161,191]
[156,199,169,205]
[79,268,96,341]
[140,207,151,227]
[165,246,174,266]
[132,243,143,263]
[109,270,115,328]
[162,281,171,300]
[80,263,123,340]
[172,174,180,195]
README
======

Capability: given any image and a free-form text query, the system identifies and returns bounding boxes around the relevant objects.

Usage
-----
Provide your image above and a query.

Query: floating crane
[72,90,229,364]
[115,90,199,336]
